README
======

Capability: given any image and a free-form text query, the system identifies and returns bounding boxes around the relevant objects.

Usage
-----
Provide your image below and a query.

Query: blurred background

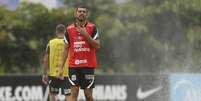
[0,0,201,74]
[0,0,201,101]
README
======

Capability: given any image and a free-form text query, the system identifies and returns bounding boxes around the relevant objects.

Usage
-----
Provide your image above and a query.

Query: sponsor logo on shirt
[74,41,90,52]
[75,59,87,65]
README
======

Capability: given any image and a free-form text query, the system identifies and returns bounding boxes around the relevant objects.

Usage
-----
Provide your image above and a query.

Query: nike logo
[136,86,162,100]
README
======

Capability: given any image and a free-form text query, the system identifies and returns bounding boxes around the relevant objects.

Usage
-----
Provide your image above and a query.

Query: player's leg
[48,76,60,101]
[69,85,79,101]
[61,77,71,101]
[65,95,70,101]
[68,68,80,101]
[49,93,57,101]
[84,88,94,101]
[81,68,95,101]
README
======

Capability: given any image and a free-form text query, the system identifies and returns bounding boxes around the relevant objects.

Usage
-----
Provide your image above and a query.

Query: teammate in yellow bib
[42,24,71,101]
[49,38,69,77]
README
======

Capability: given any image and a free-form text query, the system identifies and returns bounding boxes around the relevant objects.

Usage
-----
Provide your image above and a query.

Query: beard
[78,18,84,22]
[77,15,86,22]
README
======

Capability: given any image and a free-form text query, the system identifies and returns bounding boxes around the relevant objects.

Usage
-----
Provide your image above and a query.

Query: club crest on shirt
[74,35,83,41]
[71,75,76,81]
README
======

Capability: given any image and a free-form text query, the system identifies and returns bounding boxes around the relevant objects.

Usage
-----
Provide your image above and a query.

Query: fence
[0,74,200,101]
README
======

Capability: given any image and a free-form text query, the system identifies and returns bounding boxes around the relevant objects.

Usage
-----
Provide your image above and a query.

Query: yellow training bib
[49,38,69,77]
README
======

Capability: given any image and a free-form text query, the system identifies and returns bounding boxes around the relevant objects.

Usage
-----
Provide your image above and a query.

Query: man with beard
[59,5,100,101]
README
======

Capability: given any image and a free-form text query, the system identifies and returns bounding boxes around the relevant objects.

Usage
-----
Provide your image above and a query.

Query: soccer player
[42,24,71,101]
[59,5,100,101]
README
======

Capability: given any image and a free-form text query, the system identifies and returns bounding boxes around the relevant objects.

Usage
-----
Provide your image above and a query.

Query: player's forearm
[42,66,48,75]
[88,38,100,49]
[60,45,69,69]
[82,33,100,49]
[42,54,49,75]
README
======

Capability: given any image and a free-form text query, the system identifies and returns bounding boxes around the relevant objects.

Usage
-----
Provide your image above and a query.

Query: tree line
[0,0,201,74]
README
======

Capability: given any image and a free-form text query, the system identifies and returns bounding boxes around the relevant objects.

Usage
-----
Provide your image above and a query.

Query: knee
[71,92,78,98]
[84,90,93,99]
[85,94,93,100]
[71,86,79,98]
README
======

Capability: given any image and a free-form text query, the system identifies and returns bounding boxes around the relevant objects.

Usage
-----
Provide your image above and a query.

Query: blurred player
[42,24,71,101]
[59,5,101,101]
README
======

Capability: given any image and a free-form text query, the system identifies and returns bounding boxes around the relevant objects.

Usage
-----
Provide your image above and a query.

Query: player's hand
[76,23,87,35]
[42,74,48,85]
[58,67,64,80]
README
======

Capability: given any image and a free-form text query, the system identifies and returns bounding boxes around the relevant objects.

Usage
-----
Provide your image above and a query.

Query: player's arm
[58,32,69,79]
[59,44,69,70]
[42,44,49,85]
[77,25,100,49]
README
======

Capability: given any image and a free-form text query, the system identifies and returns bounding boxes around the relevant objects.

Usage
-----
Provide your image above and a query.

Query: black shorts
[48,76,71,95]
[69,68,95,89]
